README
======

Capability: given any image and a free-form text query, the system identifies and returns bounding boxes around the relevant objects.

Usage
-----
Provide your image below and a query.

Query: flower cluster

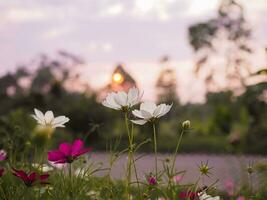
[12,168,49,187]
[102,87,172,124]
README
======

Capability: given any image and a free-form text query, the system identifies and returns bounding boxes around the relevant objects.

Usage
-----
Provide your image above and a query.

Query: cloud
[101,3,124,16]
[42,27,74,39]
[186,0,220,17]
[86,42,113,53]
[132,0,175,21]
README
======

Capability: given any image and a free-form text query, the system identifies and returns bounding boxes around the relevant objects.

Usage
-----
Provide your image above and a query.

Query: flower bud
[182,120,190,129]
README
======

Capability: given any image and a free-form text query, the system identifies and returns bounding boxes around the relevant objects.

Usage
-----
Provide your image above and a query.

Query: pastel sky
[0,0,267,103]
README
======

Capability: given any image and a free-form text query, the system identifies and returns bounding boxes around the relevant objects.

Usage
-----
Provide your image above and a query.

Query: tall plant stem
[153,123,158,178]
[124,112,132,199]
[69,163,73,198]
[170,130,184,176]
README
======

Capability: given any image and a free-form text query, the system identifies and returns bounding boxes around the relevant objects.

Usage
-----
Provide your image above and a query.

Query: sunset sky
[0,0,267,103]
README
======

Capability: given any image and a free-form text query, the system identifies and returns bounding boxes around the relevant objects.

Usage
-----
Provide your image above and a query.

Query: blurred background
[0,0,267,154]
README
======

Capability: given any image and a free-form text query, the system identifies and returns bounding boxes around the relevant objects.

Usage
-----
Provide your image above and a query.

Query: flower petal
[28,172,37,182]
[0,168,4,177]
[44,111,54,124]
[140,110,152,119]
[127,87,139,106]
[153,104,166,117]
[131,119,147,125]
[140,101,157,115]
[12,168,29,182]
[114,91,127,106]
[73,147,93,158]
[59,143,72,156]
[52,116,69,128]
[157,103,172,118]
[40,174,49,181]
[132,110,144,119]
[32,108,45,125]
[71,139,84,155]
[48,150,66,162]
[102,93,121,110]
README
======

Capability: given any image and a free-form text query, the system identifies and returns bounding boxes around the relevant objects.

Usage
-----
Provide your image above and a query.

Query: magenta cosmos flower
[48,139,92,164]
[12,168,49,187]
[147,175,157,185]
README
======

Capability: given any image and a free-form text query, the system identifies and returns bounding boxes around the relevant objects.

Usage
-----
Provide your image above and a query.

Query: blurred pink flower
[147,176,157,185]
[173,175,183,184]
[178,191,197,200]
[0,150,7,161]
[225,180,234,196]
[48,139,92,164]
[236,196,245,200]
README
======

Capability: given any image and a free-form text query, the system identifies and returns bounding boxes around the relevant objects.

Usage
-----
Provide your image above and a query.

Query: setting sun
[112,72,124,84]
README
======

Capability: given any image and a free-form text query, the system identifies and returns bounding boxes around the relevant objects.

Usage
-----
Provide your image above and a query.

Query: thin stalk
[170,130,184,176]
[124,112,132,199]
[152,123,158,178]
[130,122,141,199]
[248,172,253,197]
[69,163,73,198]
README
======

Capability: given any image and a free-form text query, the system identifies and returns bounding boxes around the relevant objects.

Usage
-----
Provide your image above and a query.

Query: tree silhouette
[156,56,179,104]
[188,0,253,92]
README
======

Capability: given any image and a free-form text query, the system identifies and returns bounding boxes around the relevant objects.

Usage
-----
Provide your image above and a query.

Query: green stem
[124,112,132,199]
[69,163,73,197]
[153,123,158,178]
[170,130,184,177]
[130,122,141,199]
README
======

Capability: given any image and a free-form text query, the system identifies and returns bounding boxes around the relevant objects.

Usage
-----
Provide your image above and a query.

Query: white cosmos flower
[102,87,143,111]
[198,192,220,200]
[131,101,172,125]
[32,108,69,128]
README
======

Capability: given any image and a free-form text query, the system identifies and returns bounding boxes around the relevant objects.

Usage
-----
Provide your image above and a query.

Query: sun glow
[112,72,124,84]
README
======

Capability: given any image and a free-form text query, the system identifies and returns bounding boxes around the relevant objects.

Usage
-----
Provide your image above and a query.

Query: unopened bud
[182,120,191,129]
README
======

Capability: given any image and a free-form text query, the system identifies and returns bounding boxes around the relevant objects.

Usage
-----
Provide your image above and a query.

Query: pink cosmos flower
[173,175,183,184]
[225,180,234,196]
[0,168,4,177]
[147,176,157,185]
[178,191,197,200]
[48,139,92,164]
[0,150,7,161]
[12,168,49,187]
[236,196,245,200]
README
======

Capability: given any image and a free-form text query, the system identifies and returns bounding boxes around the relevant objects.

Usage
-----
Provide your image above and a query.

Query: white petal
[52,116,69,127]
[33,108,45,124]
[44,111,54,124]
[140,101,157,115]
[127,87,139,106]
[157,103,172,118]
[31,115,45,125]
[140,110,152,119]
[153,104,166,117]
[102,93,121,110]
[131,119,147,125]
[132,110,144,119]
[34,108,44,120]
[114,91,127,106]
[102,99,120,110]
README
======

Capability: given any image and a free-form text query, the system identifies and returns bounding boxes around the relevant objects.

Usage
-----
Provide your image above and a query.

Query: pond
[89,153,267,189]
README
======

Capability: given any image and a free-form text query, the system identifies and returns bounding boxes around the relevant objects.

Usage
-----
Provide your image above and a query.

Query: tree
[155,56,179,104]
[188,0,253,92]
